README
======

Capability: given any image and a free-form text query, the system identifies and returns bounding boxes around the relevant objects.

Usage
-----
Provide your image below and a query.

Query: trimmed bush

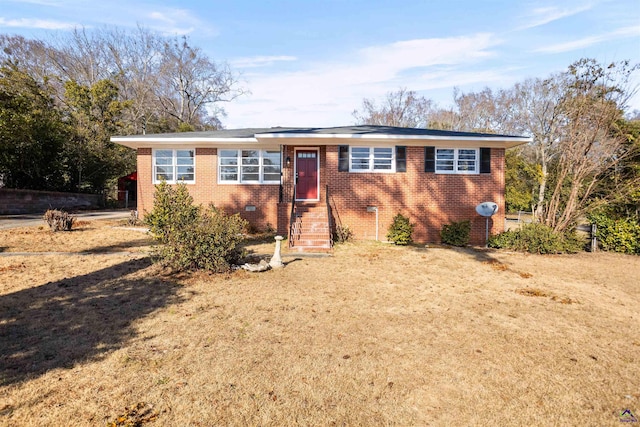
[588,213,640,254]
[145,182,248,272]
[488,223,582,254]
[440,220,471,246]
[43,209,75,231]
[387,213,414,245]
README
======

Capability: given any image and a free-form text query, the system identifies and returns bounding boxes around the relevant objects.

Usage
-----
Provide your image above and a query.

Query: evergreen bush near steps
[386,213,414,245]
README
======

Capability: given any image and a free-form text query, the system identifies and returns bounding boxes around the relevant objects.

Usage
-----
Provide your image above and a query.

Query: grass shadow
[0,258,182,386]
[80,238,153,254]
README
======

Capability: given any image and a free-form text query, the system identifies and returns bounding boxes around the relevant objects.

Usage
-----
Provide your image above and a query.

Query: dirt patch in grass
[0,229,638,426]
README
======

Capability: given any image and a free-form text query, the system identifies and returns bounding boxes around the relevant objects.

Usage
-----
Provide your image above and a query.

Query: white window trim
[152,148,195,184]
[218,149,281,185]
[349,146,396,173]
[435,148,479,174]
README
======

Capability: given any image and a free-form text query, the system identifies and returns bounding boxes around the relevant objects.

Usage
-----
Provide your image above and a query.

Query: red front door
[296,150,318,200]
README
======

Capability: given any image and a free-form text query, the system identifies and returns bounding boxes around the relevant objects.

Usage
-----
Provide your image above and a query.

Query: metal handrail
[325,184,333,247]
[289,184,297,247]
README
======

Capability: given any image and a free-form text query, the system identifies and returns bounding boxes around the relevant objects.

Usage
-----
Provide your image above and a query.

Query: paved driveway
[0,210,130,230]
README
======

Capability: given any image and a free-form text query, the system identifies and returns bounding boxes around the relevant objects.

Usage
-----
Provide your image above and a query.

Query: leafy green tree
[0,64,69,190]
[63,78,135,192]
[505,149,538,212]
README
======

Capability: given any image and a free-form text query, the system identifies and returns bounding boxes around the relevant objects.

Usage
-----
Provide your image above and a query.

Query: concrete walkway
[0,210,131,230]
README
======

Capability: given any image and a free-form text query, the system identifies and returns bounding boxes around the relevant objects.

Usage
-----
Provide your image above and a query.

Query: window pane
[220,157,238,165]
[176,149,194,159]
[436,160,454,171]
[263,151,281,165]
[155,166,173,181]
[352,147,370,158]
[242,150,259,165]
[177,173,194,181]
[177,166,194,175]
[220,164,238,182]
[155,149,173,158]
[263,173,280,182]
[458,161,476,171]
[373,147,393,170]
[220,149,238,158]
[242,165,259,181]
[373,159,392,170]
[220,172,238,181]
[374,147,392,158]
[436,149,454,159]
[177,157,193,165]
[458,149,476,159]
[155,157,172,165]
[351,159,370,170]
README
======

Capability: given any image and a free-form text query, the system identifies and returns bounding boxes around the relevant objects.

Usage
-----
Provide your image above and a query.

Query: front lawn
[0,220,638,426]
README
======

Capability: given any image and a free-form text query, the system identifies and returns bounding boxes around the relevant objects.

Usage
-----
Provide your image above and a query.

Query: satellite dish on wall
[476,202,498,246]
[476,202,498,217]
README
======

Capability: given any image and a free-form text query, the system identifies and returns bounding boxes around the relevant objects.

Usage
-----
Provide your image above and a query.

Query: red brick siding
[321,146,505,244]
[137,145,506,245]
[136,147,280,231]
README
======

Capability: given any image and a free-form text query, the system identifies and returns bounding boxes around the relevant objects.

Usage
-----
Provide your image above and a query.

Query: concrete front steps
[289,205,332,252]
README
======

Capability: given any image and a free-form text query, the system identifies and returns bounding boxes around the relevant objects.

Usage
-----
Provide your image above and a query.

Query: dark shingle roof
[117,125,526,139]
[255,125,524,139]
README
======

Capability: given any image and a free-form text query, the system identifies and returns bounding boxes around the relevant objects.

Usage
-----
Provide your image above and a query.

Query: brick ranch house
[112,125,530,251]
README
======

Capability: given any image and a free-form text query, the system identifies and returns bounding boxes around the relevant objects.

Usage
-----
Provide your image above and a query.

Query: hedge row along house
[112,125,530,251]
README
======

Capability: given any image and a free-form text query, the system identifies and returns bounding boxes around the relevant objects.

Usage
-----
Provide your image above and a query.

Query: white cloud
[534,25,640,53]
[517,3,594,30]
[146,8,212,36]
[230,55,297,68]
[0,16,76,29]
[223,34,505,128]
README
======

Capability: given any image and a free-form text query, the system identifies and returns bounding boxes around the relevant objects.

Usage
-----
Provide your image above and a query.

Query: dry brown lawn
[0,220,638,426]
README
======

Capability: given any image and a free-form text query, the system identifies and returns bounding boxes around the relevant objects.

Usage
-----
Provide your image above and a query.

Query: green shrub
[335,225,354,243]
[588,213,640,254]
[145,182,248,272]
[387,213,414,245]
[440,220,471,246]
[145,181,199,244]
[43,209,75,231]
[488,223,582,254]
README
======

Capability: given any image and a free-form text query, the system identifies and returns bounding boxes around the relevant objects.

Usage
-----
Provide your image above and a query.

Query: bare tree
[544,59,639,231]
[504,77,565,219]
[452,87,514,134]
[353,88,435,127]
[1,27,244,133]
[155,37,243,130]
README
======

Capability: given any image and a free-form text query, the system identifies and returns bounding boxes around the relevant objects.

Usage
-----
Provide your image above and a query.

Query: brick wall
[279,145,504,245]
[0,188,103,214]
[137,147,280,231]
[323,146,505,244]
[137,145,506,245]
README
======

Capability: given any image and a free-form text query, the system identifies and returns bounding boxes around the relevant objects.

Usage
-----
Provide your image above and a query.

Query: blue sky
[1,0,639,128]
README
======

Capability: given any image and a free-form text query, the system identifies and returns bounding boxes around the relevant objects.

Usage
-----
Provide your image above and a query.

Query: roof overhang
[255,132,531,148]
[111,130,532,150]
